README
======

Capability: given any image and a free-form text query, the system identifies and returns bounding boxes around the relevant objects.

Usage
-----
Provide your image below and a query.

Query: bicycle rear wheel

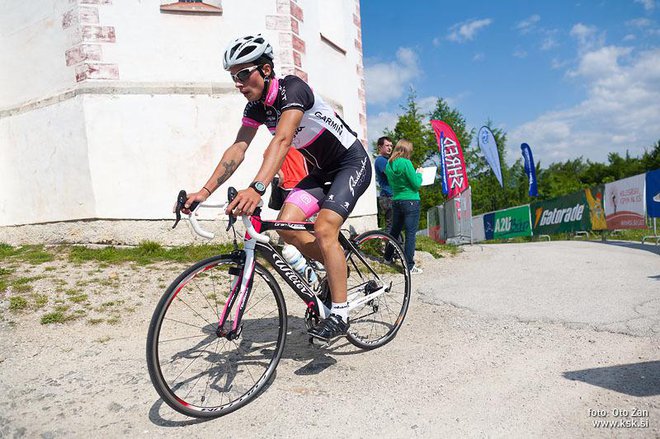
[146,255,287,418]
[344,230,411,350]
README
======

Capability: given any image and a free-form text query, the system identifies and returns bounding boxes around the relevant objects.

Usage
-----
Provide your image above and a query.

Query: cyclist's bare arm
[183,125,257,211]
[227,109,304,216]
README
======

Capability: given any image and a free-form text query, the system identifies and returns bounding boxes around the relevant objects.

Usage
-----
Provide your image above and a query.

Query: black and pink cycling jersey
[242,75,359,171]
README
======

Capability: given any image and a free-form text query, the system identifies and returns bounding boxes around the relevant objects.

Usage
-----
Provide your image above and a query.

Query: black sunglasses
[230,65,261,83]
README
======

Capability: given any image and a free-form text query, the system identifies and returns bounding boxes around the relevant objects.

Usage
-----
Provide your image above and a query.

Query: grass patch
[415,236,459,258]
[12,284,33,293]
[95,335,111,343]
[9,296,28,311]
[67,242,235,265]
[0,245,55,265]
[68,293,88,304]
[41,311,68,324]
[32,293,48,309]
[88,318,104,325]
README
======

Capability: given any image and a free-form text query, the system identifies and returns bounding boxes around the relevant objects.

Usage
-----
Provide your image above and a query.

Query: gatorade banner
[431,120,469,199]
[605,174,647,228]
[477,126,503,187]
[531,191,591,235]
[585,185,607,230]
[645,169,660,218]
[483,205,533,240]
[521,143,538,197]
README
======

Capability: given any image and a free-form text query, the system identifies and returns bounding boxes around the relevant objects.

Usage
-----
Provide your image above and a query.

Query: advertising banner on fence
[477,126,503,187]
[584,185,607,230]
[531,191,591,235]
[483,205,532,240]
[605,174,647,228]
[521,143,538,197]
[431,120,469,199]
[646,169,660,218]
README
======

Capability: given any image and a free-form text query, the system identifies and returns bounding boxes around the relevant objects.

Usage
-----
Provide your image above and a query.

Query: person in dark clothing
[374,136,393,232]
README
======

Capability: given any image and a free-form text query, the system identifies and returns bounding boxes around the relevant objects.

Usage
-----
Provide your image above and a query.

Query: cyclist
[183,34,372,341]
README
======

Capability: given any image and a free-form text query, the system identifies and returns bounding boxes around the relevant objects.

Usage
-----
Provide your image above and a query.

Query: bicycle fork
[216,243,257,340]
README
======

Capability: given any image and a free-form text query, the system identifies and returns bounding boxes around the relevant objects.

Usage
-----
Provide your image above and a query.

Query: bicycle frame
[214,211,387,340]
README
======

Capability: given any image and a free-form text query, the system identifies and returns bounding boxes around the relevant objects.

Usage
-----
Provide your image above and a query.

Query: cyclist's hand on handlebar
[225,187,260,216]
[177,190,208,215]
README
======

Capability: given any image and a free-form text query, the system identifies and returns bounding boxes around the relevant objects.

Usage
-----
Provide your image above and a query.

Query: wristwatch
[250,181,267,196]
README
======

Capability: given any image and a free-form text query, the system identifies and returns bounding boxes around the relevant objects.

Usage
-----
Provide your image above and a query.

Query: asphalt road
[0,240,658,438]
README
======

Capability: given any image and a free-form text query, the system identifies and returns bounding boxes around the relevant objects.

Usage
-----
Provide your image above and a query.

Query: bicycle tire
[146,255,287,418]
[344,230,411,350]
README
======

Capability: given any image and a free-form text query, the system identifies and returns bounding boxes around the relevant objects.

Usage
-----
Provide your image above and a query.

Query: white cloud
[626,17,652,27]
[432,37,441,47]
[516,14,540,34]
[513,49,528,58]
[541,36,559,51]
[418,96,439,115]
[623,34,637,41]
[570,23,605,52]
[366,95,462,145]
[447,18,493,43]
[366,111,399,147]
[551,58,569,69]
[509,48,660,164]
[473,52,485,62]
[634,0,655,11]
[364,48,420,105]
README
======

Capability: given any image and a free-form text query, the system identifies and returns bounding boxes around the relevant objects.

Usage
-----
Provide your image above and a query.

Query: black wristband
[202,186,212,196]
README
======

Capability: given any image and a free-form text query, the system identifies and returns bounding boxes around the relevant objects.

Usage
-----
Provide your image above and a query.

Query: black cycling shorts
[284,141,372,219]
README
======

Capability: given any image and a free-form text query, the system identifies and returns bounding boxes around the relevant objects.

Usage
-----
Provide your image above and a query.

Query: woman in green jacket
[384,139,423,274]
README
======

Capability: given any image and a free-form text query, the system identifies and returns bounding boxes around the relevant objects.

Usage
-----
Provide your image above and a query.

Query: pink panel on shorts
[285,189,320,218]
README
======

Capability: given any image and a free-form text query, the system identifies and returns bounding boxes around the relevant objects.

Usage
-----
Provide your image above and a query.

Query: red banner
[431,120,468,199]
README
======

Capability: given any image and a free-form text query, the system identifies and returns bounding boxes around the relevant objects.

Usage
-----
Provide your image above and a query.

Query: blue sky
[361,0,660,166]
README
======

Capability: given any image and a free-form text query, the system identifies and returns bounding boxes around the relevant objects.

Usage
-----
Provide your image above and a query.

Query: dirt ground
[0,240,658,438]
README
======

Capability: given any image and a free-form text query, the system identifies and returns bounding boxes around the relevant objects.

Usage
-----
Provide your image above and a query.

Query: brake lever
[226,187,238,231]
[173,190,199,229]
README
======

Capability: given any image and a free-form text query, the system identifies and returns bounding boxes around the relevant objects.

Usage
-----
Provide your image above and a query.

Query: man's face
[380,140,393,157]
[229,63,266,102]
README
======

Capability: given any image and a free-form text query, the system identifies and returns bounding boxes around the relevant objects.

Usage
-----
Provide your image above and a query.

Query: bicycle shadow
[148,315,367,426]
[563,360,660,396]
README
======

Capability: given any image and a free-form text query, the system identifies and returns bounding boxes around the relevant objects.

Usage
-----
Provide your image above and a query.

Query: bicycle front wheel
[345,230,411,350]
[146,255,287,418]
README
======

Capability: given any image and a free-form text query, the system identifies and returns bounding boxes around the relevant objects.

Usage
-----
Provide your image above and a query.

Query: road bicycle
[146,187,411,418]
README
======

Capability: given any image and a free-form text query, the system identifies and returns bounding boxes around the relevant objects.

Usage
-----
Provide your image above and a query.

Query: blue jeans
[386,200,420,268]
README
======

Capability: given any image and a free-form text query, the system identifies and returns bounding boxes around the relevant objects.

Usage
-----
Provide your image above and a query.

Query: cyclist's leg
[314,208,347,302]
[308,144,372,339]
[276,173,327,262]
[277,201,324,262]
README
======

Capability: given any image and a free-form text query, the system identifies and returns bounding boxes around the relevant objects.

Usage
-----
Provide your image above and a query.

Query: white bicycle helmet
[223,34,274,70]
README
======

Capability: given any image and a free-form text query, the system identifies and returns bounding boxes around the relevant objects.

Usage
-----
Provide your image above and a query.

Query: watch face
[254,182,266,193]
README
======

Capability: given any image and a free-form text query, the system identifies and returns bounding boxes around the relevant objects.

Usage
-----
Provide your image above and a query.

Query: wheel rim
[151,261,285,414]
[346,233,411,347]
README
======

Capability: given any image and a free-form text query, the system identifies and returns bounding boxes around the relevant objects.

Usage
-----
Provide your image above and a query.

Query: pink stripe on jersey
[265,77,280,106]
[242,117,261,128]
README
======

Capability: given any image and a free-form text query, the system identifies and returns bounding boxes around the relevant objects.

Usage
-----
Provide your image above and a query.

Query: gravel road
[0,240,658,438]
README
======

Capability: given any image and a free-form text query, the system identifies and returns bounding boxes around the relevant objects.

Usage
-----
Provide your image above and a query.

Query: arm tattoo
[216,160,237,186]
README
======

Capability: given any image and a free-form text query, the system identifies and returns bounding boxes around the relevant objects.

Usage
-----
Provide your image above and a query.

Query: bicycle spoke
[147,257,287,418]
